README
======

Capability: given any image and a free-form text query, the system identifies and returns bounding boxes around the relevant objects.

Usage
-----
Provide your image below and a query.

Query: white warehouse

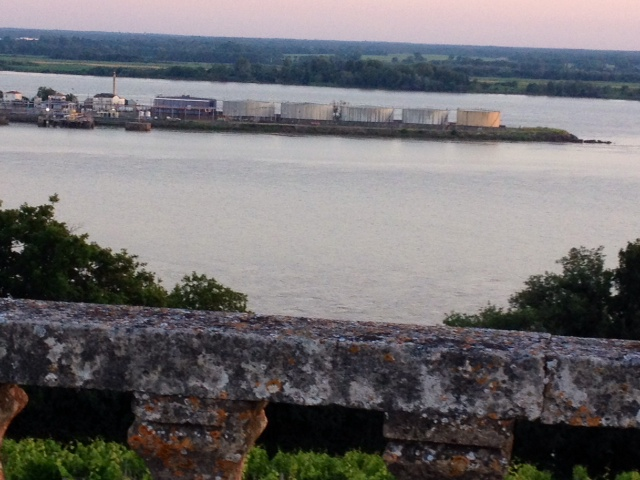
[340,105,394,123]
[280,102,335,121]
[401,108,449,125]
[223,100,276,120]
[456,109,501,128]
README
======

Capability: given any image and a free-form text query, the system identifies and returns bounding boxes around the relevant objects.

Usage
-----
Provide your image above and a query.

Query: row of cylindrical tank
[221,100,501,127]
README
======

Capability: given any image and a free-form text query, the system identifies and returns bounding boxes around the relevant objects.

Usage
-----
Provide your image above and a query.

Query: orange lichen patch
[128,424,196,472]
[287,357,296,366]
[381,451,399,464]
[349,345,360,354]
[0,385,29,442]
[216,408,229,424]
[266,379,283,394]
[188,397,202,409]
[476,376,489,385]
[238,411,251,421]
[447,455,471,476]
[215,458,243,477]
[490,457,505,473]
[144,404,156,413]
[586,416,603,427]
[209,430,222,446]
[487,413,499,420]
[489,381,501,392]
[383,353,395,363]
[568,406,602,427]
[218,391,229,400]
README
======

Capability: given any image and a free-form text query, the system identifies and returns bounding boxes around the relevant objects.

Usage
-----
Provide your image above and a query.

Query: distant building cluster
[150,97,501,127]
[1,84,501,128]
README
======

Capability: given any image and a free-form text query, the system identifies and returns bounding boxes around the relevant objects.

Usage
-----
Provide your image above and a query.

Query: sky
[2,0,639,51]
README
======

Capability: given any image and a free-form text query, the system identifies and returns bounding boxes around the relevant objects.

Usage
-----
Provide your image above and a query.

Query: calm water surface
[1,72,640,323]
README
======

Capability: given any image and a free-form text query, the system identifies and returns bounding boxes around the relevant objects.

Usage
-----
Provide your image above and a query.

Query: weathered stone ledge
[1,299,639,479]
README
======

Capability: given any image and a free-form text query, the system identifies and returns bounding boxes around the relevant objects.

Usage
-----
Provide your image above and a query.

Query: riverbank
[5,112,591,143]
[151,119,587,143]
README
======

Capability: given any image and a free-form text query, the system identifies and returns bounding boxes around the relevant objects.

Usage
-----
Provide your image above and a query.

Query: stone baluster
[383,412,515,480]
[128,393,267,480]
[0,384,28,480]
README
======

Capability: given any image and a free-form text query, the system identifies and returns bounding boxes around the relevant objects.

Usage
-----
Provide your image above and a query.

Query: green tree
[0,195,246,312]
[35,86,57,101]
[444,241,640,341]
[168,272,247,312]
[611,241,640,339]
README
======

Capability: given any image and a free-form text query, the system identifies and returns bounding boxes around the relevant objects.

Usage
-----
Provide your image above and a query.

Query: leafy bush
[244,447,394,480]
[1,440,393,480]
[1,439,150,480]
[507,463,640,480]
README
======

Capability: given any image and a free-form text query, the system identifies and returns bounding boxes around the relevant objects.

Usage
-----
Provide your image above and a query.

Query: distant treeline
[2,29,640,99]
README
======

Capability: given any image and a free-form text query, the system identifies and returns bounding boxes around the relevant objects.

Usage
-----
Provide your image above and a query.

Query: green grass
[472,76,640,89]
[361,53,449,62]
[0,54,211,73]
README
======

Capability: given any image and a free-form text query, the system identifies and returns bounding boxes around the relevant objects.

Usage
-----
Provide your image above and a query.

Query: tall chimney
[113,71,117,96]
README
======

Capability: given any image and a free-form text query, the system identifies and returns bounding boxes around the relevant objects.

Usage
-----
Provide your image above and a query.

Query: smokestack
[113,71,117,96]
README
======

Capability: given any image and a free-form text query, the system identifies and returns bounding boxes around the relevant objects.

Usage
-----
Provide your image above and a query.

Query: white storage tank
[223,100,276,119]
[340,105,394,123]
[401,108,449,125]
[281,102,335,121]
[456,109,501,128]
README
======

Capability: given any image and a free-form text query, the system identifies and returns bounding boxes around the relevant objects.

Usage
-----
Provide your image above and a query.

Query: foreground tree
[0,195,246,312]
[2,195,247,443]
[444,241,640,340]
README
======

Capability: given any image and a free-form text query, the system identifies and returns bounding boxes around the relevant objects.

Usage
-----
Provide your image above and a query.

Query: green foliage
[507,463,553,480]
[168,272,247,312]
[243,447,394,480]
[35,86,56,100]
[507,463,640,480]
[1,439,150,480]
[444,242,640,340]
[1,440,394,480]
[0,196,246,312]
[616,473,640,480]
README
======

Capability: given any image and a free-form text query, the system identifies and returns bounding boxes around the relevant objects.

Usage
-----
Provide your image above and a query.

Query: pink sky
[2,0,639,51]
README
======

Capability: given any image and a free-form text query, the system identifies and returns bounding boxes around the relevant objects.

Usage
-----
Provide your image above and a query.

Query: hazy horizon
[1,0,638,52]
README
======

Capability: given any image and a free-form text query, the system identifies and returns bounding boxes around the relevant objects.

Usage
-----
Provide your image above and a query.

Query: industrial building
[223,100,276,121]
[280,102,335,122]
[152,95,216,120]
[401,108,449,125]
[339,105,394,123]
[456,109,501,128]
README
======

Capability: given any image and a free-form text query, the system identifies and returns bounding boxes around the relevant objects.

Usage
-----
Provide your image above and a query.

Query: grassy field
[362,53,449,62]
[0,55,209,74]
[473,76,640,89]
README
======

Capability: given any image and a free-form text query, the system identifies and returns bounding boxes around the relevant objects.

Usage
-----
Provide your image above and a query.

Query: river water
[1,71,640,324]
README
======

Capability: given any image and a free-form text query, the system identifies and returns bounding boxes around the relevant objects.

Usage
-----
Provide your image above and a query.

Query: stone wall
[1,299,639,479]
